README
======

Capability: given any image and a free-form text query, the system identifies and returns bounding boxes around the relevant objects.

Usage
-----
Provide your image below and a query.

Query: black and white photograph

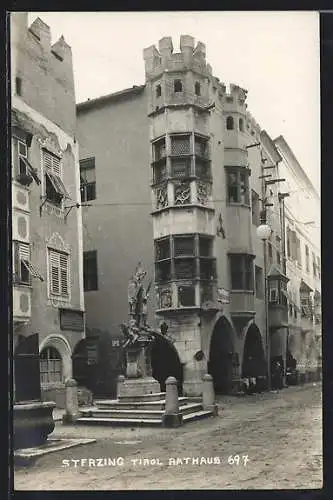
[10,10,322,490]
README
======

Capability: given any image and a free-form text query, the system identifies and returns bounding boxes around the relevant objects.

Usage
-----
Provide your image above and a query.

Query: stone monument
[117,263,160,397]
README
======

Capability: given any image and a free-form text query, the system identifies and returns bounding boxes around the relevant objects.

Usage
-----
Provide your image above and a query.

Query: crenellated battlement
[143,35,212,80]
[11,12,76,136]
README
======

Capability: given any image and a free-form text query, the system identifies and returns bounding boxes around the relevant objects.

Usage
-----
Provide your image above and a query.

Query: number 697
[227,455,249,466]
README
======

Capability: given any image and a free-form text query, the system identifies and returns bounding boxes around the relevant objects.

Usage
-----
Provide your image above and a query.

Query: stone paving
[14,383,322,490]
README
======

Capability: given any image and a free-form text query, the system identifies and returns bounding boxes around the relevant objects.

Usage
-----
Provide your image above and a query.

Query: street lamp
[256,223,272,391]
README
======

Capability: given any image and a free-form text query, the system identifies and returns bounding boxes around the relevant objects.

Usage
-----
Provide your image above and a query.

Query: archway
[241,323,266,381]
[208,316,236,394]
[150,334,183,395]
[72,338,89,389]
[39,334,72,381]
[40,346,62,385]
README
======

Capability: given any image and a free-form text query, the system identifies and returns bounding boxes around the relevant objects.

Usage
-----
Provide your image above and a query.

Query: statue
[127,262,152,328]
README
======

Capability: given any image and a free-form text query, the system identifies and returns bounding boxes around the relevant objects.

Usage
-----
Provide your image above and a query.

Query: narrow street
[14,383,322,490]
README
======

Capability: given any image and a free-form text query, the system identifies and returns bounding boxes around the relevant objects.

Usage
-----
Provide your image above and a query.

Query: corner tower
[143,36,216,395]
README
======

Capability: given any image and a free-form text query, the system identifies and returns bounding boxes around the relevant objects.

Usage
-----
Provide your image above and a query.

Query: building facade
[274,136,321,382]
[11,13,85,407]
[77,35,320,396]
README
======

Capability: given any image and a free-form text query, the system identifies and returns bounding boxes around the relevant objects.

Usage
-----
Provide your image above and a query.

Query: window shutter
[52,156,61,177]
[59,254,69,296]
[43,150,53,171]
[49,251,60,294]
[18,141,27,157]
[19,243,30,261]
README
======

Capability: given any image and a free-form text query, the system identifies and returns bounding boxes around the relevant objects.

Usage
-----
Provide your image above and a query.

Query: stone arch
[241,322,266,379]
[208,315,237,394]
[39,334,72,381]
[151,331,183,395]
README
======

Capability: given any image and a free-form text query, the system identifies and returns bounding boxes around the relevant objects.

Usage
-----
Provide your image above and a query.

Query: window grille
[175,259,196,279]
[171,159,191,178]
[194,137,208,158]
[153,163,167,184]
[174,237,195,257]
[171,136,191,156]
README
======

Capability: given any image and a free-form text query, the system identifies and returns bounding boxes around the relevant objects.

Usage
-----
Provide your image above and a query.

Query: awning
[46,171,70,198]
[20,157,41,185]
[21,259,44,281]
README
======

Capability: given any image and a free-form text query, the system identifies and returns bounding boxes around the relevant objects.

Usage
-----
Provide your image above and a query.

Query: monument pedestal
[117,342,160,398]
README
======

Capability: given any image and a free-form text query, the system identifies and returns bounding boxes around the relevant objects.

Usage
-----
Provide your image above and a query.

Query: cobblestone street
[14,383,322,490]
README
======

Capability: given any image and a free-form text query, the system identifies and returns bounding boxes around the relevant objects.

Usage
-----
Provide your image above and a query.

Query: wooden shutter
[59,253,69,296]
[52,155,61,176]
[49,250,60,294]
[19,243,30,261]
[43,150,53,171]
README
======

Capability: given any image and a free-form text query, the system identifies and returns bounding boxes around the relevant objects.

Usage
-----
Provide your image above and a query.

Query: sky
[28,11,320,194]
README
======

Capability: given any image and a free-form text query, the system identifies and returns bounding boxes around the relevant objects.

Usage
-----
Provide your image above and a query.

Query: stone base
[182,379,203,397]
[62,412,81,424]
[14,401,56,450]
[117,377,161,398]
[162,413,183,427]
[203,404,218,416]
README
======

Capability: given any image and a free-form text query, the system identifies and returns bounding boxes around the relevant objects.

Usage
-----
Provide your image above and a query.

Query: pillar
[63,378,80,423]
[202,374,218,415]
[162,376,182,427]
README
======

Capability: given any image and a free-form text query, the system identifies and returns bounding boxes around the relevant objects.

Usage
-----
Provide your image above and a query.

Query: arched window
[195,82,201,96]
[226,116,234,130]
[174,79,183,93]
[40,346,62,384]
[239,118,244,132]
[156,84,162,98]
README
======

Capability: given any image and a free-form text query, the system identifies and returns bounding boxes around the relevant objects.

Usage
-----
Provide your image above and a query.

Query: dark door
[14,333,41,403]
[151,335,183,395]
[208,317,235,394]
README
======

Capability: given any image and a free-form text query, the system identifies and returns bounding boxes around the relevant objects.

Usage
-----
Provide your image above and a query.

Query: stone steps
[79,402,203,420]
[76,409,214,427]
[75,390,216,427]
[101,392,165,405]
[93,397,189,411]
[76,417,162,426]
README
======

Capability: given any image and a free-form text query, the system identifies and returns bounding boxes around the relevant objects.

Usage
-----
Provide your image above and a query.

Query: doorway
[150,334,183,395]
[208,316,236,394]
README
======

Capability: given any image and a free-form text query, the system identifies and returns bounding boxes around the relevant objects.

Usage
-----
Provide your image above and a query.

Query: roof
[260,130,282,165]
[273,135,320,200]
[76,85,146,112]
